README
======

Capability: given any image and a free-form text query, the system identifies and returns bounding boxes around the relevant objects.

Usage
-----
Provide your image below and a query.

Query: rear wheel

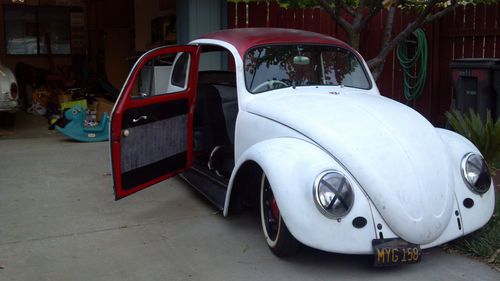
[260,173,300,257]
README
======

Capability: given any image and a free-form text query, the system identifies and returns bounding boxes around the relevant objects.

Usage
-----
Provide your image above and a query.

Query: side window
[171,52,190,87]
[130,52,191,98]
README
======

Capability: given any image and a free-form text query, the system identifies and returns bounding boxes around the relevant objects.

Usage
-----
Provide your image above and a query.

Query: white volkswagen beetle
[0,62,19,125]
[110,28,495,266]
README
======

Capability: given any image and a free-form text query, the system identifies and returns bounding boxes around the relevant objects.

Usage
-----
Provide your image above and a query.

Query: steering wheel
[253,80,289,92]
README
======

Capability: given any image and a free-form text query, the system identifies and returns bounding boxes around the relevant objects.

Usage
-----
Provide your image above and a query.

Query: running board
[179,166,228,211]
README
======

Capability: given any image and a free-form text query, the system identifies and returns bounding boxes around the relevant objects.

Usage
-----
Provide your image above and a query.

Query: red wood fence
[227,1,500,125]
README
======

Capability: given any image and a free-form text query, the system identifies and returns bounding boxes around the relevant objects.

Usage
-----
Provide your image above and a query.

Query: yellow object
[49,117,58,125]
[60,99,87,112]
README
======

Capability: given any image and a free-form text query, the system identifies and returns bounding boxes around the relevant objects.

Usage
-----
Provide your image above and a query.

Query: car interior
[130,46,239,208]
[195,45,238,173]
[194,70,237,178]
[179,46,238,208]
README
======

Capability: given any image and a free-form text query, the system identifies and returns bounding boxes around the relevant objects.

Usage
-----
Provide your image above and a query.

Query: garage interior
[0,0,225,135]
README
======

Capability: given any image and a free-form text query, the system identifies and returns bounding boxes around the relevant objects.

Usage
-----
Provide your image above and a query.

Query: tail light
[10,83,18,100]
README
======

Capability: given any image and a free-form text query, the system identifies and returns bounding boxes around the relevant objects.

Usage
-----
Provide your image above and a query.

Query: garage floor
[0,112,499,281]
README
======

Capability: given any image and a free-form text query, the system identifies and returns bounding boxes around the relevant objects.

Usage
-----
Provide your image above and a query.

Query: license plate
[372,239,421,266]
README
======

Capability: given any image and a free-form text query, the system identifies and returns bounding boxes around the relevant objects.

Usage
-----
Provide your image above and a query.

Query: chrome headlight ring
[461,153,491,194]
[313,170,354,219]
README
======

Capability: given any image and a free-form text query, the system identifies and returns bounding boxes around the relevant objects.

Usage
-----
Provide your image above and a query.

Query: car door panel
[120,99,189,190]
[111,45,199,200]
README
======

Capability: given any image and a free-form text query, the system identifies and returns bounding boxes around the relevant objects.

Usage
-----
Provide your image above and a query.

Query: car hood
[246,90,455,244]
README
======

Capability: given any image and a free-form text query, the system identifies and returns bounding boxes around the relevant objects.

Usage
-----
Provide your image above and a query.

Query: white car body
[110,28,495,263]
[0,63,19,113]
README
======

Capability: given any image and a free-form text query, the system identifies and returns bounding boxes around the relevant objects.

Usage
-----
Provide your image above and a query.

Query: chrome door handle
[132,116,148,123]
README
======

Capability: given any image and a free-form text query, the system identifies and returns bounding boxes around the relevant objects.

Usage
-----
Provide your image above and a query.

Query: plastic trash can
[450,58,500,120]
[493,64,500,120]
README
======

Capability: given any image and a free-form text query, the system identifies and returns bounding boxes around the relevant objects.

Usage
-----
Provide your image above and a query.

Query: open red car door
[110,45,199,200]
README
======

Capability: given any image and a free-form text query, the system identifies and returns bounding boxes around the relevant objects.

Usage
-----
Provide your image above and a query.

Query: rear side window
[171,52,190,87]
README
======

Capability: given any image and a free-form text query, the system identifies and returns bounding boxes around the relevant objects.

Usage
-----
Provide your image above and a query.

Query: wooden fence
[227,1,500,125]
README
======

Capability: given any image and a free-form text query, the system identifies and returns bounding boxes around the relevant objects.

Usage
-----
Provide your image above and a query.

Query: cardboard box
[87,101,97,112]
[95,98,115,120]
[32,89,51,107]
[58,93,73,104]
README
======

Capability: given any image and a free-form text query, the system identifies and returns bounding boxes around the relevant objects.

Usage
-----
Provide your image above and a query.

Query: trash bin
[493,64,500,120]
[450,58,500,121]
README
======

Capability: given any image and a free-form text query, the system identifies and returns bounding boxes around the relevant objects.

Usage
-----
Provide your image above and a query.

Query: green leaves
[229,0,498,9]
[447,109,499,266]
[445,109,500,174]
[452,190,500,266]
[276,0,319,8]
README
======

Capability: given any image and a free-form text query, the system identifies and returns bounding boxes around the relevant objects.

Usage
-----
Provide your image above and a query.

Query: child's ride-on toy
[55,105,109,142]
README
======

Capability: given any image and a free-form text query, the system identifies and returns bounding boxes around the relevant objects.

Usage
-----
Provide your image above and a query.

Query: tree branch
[381,3,398,48]
[359,1,384,30]
[368,0,401,79]
[316,0,353,32]
[353,0,366,28]
[423,0,458,24]
[341,1,355,16]
[367,0,440,69]
[316,0,338,20]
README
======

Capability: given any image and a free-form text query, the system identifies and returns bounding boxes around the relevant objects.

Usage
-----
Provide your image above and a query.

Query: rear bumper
[0,108,19,113]
[0,100,19,112]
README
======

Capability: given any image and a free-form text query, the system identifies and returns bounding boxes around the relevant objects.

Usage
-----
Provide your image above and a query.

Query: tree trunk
[370,62,385,81]
[349,31,360,50]
[369,5,397,81]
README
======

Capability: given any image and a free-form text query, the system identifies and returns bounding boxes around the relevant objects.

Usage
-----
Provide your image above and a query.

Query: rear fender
[225,137,377,254]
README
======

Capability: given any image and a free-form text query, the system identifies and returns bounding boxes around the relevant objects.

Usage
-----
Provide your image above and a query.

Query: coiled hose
[397,28,428,103]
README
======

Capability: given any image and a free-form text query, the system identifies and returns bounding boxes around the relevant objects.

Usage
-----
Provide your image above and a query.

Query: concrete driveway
[0,115,498,281]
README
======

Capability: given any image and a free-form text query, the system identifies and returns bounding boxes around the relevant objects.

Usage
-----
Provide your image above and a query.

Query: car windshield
[244,44,370,93]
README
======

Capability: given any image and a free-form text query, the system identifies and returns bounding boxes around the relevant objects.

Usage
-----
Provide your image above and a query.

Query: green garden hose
[397,28,428,103]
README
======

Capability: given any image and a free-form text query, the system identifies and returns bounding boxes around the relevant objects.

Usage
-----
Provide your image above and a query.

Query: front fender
[436,129,495,236]
[225,137,377,254]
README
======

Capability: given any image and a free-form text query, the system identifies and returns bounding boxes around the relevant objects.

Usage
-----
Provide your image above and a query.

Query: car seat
[194,84,234,177]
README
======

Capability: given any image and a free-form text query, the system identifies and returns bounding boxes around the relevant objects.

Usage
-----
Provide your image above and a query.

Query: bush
[445,109,500,175]
[451,191,500,267]
[446,109,500,268]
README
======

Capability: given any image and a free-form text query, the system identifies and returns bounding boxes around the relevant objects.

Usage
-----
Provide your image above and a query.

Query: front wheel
[260,173,300,257]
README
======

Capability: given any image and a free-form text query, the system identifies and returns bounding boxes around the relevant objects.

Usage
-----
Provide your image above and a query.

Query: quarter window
[171,52,190,88]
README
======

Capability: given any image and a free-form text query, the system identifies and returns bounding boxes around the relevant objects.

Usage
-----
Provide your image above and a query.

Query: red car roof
[196,28,353,58]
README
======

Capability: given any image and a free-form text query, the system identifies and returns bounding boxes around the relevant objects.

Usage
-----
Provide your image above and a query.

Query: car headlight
[313,171,354,218]
[461,153,491,194]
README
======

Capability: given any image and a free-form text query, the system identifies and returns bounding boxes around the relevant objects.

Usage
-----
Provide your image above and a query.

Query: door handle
[132,116,148,123]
